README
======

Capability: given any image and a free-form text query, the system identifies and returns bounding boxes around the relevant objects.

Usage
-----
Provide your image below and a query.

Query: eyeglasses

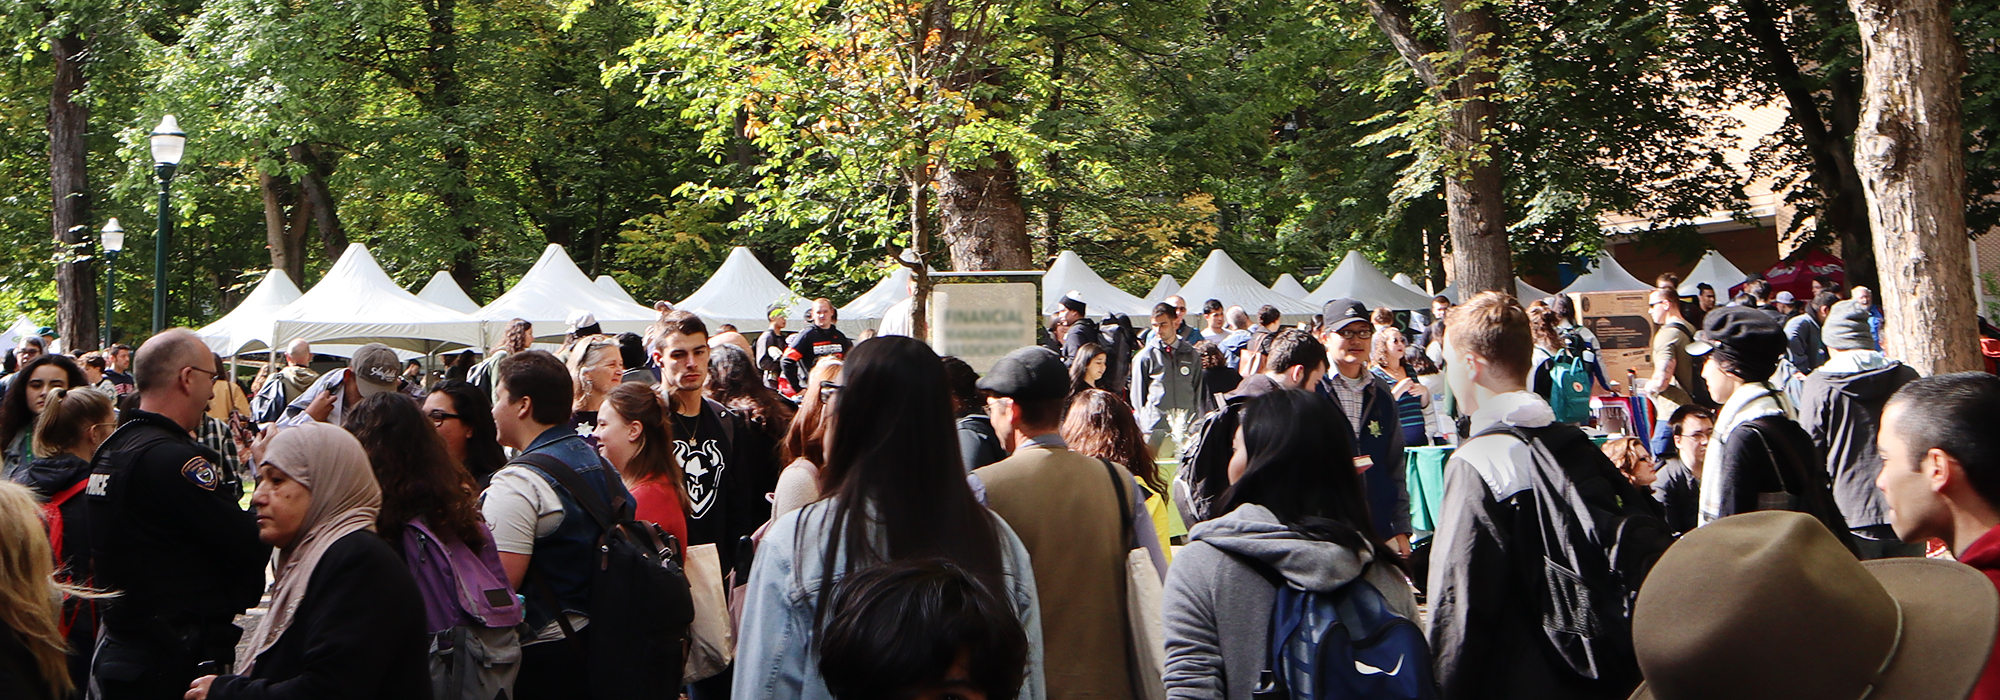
[818,382,842,400]
[1335,326,1374,340]
[427,409,461,424]
[185,365,218,380]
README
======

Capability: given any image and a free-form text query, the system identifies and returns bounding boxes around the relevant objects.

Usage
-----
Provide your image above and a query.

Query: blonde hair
[0,481,105,697]
[32,387,113,459]
[1369,327,1407,371]
[567,335,621,410]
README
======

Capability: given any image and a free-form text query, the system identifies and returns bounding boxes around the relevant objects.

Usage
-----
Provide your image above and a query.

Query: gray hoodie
[1162,504,1419,700]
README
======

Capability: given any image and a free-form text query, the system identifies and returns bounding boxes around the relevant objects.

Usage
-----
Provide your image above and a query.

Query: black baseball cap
[1322,299,1369,332]
[976,347,1070,401]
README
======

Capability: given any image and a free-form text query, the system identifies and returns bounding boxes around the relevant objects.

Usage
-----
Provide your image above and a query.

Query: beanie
[1822,300,1875,352]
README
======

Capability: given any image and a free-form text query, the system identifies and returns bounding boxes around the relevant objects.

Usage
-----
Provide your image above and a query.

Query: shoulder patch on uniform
[181,456,220,491]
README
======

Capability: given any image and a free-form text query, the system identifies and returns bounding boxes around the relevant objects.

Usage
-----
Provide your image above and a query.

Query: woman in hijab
[186,423,430,700]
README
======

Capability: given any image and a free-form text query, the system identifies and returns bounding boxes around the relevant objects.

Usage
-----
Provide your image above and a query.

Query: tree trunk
[1739,0,1877,291]
[909,166,935,341]
[259,166,310,282]
[1367,0,1511,295]
[1847,0,1975,374]
[288,144,348,264]
[417,0,478,292]
[937,152,1033,271]
[50,32,97,349]
[1439,0,1512,296]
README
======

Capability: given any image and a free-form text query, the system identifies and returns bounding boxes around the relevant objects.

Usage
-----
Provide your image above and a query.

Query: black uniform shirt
[86,409,269,632]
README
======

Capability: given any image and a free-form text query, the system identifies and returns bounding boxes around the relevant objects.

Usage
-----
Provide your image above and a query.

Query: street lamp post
[149,115,185,334]
[100,219,124,348]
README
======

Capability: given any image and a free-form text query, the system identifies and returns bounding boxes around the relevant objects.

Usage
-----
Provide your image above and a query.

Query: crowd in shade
[4,272,2000,700]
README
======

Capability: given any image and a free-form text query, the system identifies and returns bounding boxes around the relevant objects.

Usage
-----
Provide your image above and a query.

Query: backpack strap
[43,479,88,568]
[510,451,626,532]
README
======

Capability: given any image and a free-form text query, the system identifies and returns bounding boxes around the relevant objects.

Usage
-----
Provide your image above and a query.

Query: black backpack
[513,453,695,700]
[1473,423,1672,687]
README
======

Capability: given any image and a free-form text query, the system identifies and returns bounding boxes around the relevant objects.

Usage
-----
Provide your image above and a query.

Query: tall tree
[49,30,96,348]
[1365,0,1511,294]
[1848,0,1976,373]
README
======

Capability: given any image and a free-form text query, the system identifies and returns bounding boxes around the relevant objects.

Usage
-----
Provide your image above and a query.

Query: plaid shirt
[196,415,246,493]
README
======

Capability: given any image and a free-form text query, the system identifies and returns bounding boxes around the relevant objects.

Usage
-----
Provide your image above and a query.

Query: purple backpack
[403,518,525,700]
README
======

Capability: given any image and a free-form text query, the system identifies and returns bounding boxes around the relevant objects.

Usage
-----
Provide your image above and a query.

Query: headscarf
[236,422,381,673]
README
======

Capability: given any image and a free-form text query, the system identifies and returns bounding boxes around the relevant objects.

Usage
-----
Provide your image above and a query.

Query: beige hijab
[236,423,381,673]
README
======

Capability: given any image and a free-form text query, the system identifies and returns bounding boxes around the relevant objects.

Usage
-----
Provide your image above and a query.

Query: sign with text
[936,283,1038,373]
[1573,290,1656,395]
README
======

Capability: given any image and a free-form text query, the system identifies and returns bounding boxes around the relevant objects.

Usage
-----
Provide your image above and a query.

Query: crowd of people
[1,269,1999,700]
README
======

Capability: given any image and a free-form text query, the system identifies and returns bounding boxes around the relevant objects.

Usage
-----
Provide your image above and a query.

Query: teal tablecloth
[1405,446,1454,533]
[1405,436,1608,534]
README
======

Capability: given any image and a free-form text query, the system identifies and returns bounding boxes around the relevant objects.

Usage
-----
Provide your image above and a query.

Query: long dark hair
[707,343,795,439]
[426,380,507,482]
[1220,389,1402,570]
[1061,389,1164,496]
[1,354,85,445]
[811,337,1005,622]
[603,382,692,511]
[1067,342,1106,397]
[343,392,487,549]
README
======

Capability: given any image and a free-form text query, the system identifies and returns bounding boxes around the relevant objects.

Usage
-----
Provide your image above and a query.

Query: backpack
[1173,399,1246,526]
[250,376,288,424]
[403,518,524,700]
[1247,573,1438,700]
[1547,330,1593,424]
[1472,424,1671,686]
[512,452,695,700]
[1101,313,1136,394]
[42,478,96,638]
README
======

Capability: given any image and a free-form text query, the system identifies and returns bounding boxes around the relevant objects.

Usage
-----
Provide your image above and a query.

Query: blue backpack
[1250,573,1439,700]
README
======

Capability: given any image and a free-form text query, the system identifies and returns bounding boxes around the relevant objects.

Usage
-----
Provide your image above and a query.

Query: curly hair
[342,392,486,549]
[1060,389,1165,496]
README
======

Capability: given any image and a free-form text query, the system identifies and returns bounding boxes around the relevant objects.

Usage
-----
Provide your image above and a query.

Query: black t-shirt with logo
[669,400,775,576]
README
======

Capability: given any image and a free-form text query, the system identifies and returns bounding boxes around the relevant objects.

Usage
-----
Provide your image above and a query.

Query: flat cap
[976,346,1070,401]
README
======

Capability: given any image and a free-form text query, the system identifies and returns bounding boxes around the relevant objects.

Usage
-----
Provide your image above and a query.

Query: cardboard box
[1573,290,1656,394]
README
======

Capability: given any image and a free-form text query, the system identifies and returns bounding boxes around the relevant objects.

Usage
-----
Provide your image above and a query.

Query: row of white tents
[193,241,1755,358]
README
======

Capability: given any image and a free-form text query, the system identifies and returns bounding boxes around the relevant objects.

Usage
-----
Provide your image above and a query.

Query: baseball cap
[348,343,401,398]
[1321,299,1369,332]
[976,347,1069,401]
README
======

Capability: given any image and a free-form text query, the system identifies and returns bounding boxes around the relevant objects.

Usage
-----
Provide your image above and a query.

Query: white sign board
[935,283,1038,373]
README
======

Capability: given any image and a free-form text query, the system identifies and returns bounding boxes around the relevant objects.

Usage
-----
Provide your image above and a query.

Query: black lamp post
[149,115,185,334]
[100,218,123,347]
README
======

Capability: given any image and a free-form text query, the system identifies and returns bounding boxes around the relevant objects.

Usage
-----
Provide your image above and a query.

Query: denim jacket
[732,498,1047,700]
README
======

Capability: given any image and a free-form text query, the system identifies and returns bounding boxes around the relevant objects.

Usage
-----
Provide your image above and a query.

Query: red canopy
[1736,249,1846,300]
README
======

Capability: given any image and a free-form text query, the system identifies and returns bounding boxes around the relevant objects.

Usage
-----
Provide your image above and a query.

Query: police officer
[86,329,268,700]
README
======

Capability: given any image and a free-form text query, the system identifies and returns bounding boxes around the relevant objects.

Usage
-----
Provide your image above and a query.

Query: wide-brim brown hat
[1631,511,1997,700]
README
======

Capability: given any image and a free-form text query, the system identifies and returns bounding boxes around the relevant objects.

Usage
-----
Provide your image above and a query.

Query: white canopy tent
[195,269,304,356]
[478,244,661,341]
[1391,273,1427,296]
[1559,253,1653,294]
[270,244,485,354]
[1,316,42,354]
[1178,250,1319,321]
[1043,251,1154,317]
[595,275,641,306]
[1439,277,1553,302]
[1269,273,1310,300]
[1303,251,1436,310]
[675,247,812,331]
[835,266,914,335]
[1144,274,1181,303]
[1678,250,1750,297]
[416,271,482,314]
